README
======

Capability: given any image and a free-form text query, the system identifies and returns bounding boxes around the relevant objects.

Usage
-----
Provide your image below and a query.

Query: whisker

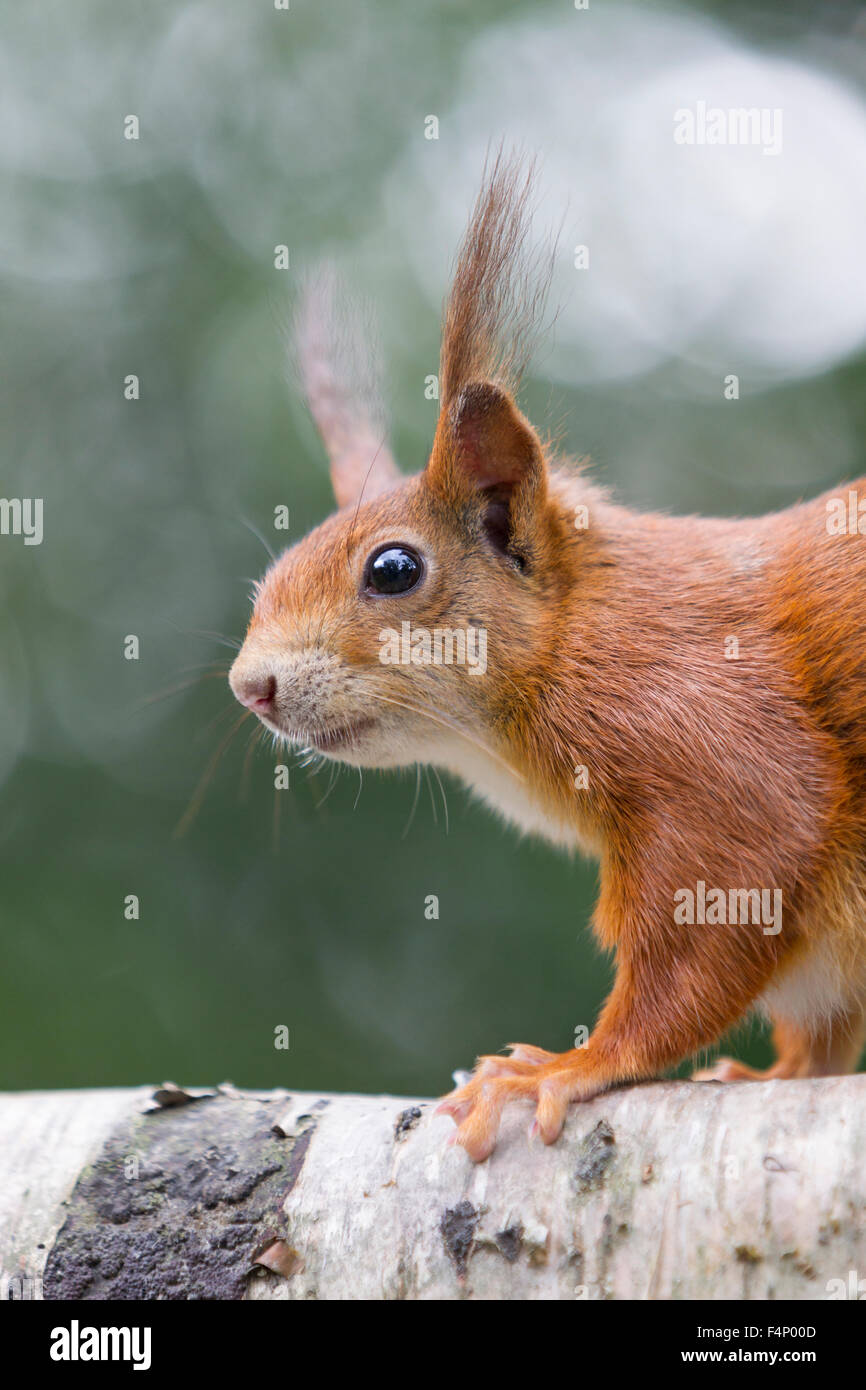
[199,700,243,742]
[402,763,422,840]
[163,618,243,652]
[173,709,252,838]
[361,689,523,782]
[424,767,438,825]
[344,433,392,560]
[431,766,450,835]
[297,747,324,770]
[240,722,267,802]
[192,631,243,652]
[240,515,277,563]
[134,667,233,711]
[272,781,282,854]
[495,663,532,707]
[314,760,341,811]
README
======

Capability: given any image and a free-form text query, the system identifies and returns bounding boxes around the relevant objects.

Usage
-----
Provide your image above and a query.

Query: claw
[454,1116,498,1163]
[436,1043,589,1160]
[436,1096,473,1125]
[508,1043,555,1067]
[532,1079,561,1143]
[693,1056,760,1083]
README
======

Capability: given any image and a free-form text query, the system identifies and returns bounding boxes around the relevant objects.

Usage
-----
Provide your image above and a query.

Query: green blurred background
[3,0,866,1095]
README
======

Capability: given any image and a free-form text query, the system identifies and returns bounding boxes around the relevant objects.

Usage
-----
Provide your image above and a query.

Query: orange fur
[230,152,866,1161]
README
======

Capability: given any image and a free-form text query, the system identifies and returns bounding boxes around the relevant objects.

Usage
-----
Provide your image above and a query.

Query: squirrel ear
[428,381,546,501]
[449,382,544,492]
[295,270,401,510]
[427,382,547,565]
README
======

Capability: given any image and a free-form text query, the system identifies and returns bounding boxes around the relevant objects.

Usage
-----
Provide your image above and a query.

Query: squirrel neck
[463,465,775,854]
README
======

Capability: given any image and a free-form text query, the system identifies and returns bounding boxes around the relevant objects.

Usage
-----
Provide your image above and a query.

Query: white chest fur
[435,739,597,855]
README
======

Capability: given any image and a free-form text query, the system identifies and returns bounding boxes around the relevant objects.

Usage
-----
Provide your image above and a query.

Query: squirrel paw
[693,1056,766,1082]
[436,1043,594,1162]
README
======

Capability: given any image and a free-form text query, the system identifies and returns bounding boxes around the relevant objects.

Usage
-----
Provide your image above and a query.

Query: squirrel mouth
[307,717,377,752]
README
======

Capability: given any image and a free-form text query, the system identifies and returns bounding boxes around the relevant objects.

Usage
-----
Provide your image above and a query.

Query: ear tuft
[294,269,401,509]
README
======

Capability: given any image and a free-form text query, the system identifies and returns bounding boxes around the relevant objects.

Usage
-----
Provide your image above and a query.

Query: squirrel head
[229,152,576,770]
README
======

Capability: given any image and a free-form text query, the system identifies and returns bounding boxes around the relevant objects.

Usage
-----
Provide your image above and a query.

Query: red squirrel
[229,153,866,1161]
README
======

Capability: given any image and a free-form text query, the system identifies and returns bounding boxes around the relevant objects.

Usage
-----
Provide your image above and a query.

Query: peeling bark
[1,1078,864,1300]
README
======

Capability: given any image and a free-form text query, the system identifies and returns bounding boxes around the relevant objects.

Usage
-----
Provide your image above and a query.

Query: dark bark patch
[394,1106,423,1140]
[440,1199,479,1277]
[735,1245,763,1264]
[147,1082,217,1110]
[494,1225,523,1262]
[43,1095,318,1301]
[573,1120,616,1190]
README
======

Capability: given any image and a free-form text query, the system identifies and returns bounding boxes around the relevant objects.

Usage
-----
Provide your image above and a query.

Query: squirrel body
[230,155,866,1159]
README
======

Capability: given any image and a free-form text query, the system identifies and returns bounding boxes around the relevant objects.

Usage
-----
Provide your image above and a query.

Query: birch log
[0,1078,864,1300]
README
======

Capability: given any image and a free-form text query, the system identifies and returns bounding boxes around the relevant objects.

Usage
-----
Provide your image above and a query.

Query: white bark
[0,1086,153,1301]
[1,1078,864,1300]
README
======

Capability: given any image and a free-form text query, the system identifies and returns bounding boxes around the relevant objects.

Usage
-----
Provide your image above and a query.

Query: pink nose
[231,671,277,713]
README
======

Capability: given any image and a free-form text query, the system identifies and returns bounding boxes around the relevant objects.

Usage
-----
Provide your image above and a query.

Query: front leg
[440,872,792,1160]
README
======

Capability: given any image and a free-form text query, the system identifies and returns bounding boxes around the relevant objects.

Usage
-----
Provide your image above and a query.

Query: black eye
[365,545,424,596]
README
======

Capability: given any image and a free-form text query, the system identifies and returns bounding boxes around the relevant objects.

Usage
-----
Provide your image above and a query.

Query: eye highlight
[364,544,424,596]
